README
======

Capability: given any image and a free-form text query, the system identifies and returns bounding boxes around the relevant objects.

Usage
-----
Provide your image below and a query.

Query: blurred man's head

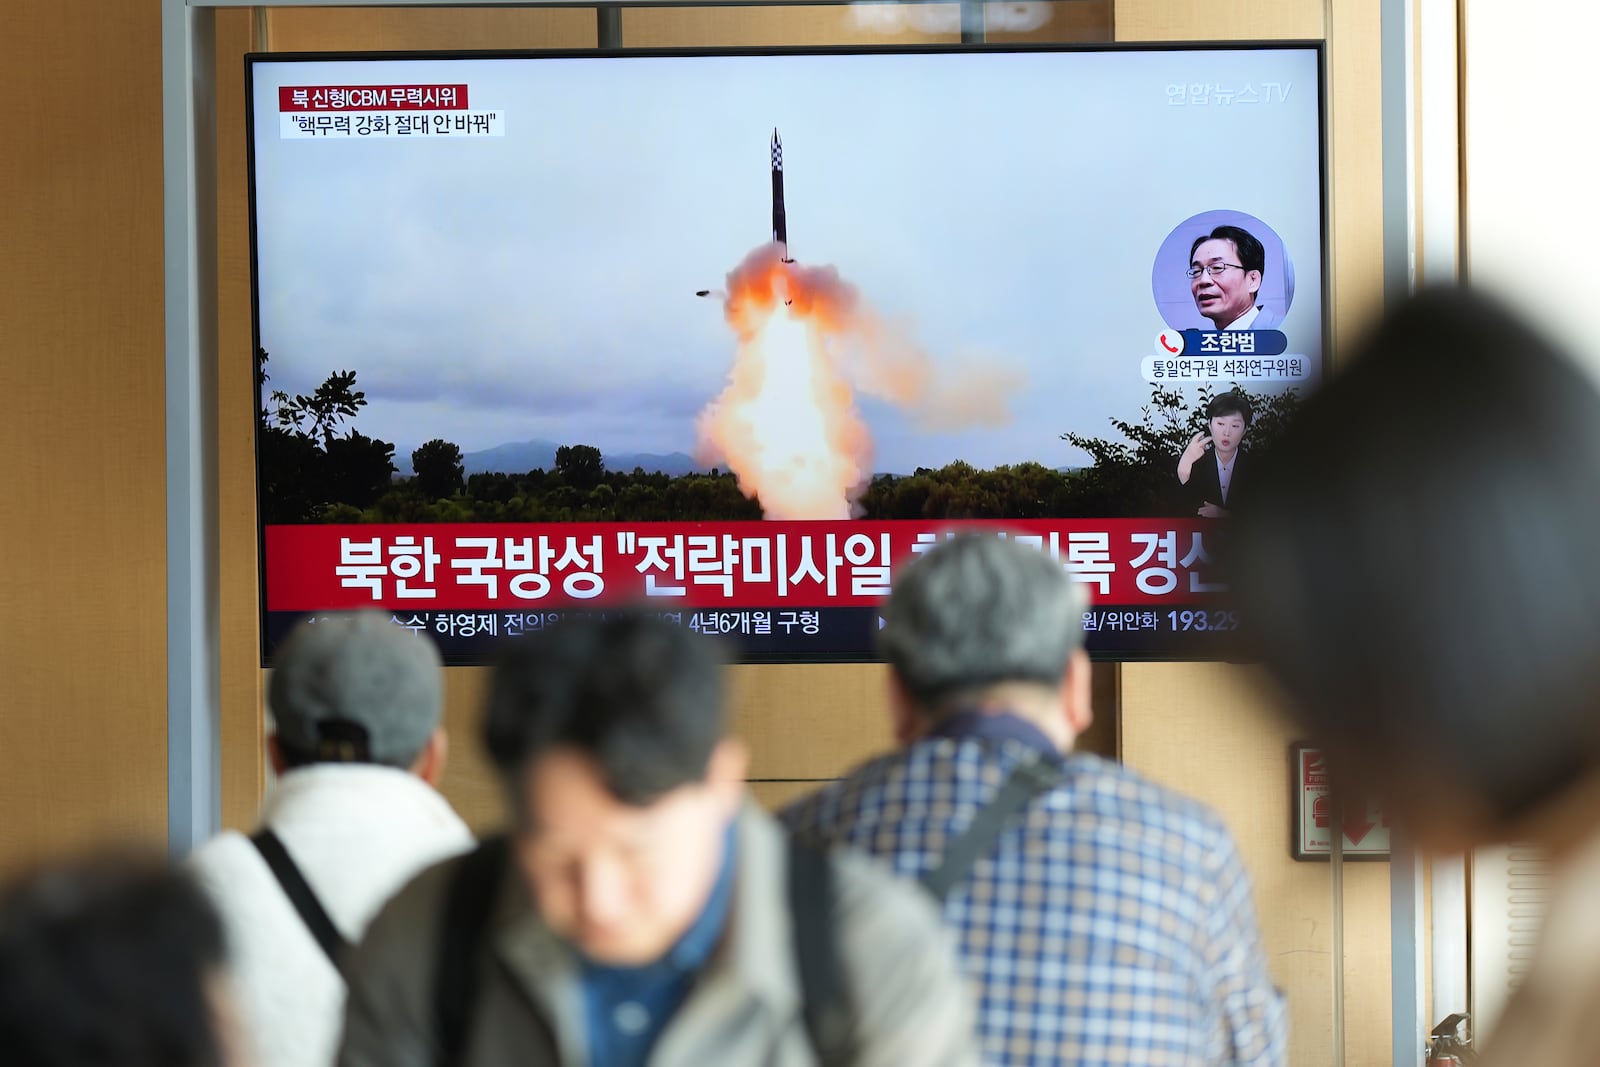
[267,612,448,784]
[1228,287,1600,854]
[878,533,1093,749]
[1206,391,1254,459]
[0,853,240,1067]
[1189,225,1265,329]
[484,614,747,966]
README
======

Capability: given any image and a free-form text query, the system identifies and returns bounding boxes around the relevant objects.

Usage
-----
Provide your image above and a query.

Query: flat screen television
[247,43,1327,664]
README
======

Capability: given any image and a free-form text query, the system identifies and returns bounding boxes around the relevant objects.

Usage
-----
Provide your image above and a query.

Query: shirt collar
[927,709,1059,756]
[1224,303,1262,331]
[260,761,464,832]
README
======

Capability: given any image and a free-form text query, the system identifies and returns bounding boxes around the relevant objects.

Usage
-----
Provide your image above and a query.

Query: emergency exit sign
[1293,744,1391,860]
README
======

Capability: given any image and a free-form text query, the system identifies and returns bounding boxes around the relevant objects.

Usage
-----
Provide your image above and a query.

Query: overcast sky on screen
[252,48,1322,473]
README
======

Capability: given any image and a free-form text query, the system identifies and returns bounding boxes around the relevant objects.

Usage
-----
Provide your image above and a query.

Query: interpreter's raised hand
[1182,432,1212,466]
[1177,431,1212,483]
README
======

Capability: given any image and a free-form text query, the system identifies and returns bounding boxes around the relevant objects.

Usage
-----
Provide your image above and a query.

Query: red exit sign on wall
[1293,744,1391,860]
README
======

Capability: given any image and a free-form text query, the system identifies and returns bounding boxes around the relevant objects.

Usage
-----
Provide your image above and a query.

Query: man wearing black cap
[188,612,473,1067]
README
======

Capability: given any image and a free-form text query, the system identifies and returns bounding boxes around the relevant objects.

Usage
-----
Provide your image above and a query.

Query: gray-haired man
[188,612,473,1067]
[783,533,1287,1067]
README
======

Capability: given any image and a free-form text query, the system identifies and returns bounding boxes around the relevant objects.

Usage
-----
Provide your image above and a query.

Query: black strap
[434,836,510,1067]
[249,830,348,968]
[787,835,851,1065]
[920,758,1067,903]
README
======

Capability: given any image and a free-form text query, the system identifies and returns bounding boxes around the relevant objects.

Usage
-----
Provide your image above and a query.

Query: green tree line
[257,348,1299,523]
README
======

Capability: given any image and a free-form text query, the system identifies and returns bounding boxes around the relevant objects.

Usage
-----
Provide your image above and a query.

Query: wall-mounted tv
[247,43,1327,664]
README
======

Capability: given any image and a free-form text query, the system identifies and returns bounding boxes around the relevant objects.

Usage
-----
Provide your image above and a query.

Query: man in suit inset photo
[1188,225,1279,331]
[1177,391,1253,518]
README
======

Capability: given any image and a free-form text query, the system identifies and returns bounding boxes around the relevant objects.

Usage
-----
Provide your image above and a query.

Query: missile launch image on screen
[693,128,1020,521]
[249,48,1325,543]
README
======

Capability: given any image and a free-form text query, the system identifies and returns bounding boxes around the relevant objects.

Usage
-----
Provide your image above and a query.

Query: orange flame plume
[696,243,1017,520]
[695,244,868,520]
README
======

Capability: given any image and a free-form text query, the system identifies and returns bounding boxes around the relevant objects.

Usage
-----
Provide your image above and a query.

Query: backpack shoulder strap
[787,834,853,1064]
[920,757,1067,903]
[434,835,509,1067]
[249,829,348,968]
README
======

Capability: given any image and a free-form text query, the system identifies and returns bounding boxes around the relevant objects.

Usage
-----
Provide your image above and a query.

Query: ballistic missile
[695,130,795,302]
[772,128,794,264]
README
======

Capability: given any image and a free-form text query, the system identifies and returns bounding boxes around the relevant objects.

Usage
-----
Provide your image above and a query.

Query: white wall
[1463,3,1600,371]
[1461,3,1600,1041]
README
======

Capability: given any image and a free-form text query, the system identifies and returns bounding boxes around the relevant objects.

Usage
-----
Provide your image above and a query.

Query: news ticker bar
[265,605,1246,665]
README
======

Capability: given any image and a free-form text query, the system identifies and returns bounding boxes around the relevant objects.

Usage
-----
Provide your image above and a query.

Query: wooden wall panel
[1077,659,1120,758]
[749,779,832,812]
[1325,0,1387,352]
[731,664,896,782]
[217,9,267,833]
[265,2,1113,57]
[624,2,1112,49]
[624,6,958,48]
[986,1,1114,43]
[264,8,596,53]
[1114,0,1323,40]
[436,668,500,834]
[0,2,169,873]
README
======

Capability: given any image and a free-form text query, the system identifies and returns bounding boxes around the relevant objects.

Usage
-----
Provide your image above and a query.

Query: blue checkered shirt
[781,718,1287,1067]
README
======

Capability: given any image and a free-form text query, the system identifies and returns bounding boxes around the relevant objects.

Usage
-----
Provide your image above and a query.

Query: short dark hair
[1226,286,1600,821]
[880,532,1086,710]
[484,613,728,807]
[1205,390,1254,427]
[1191,225,1266,277]
[0,853,229,1067]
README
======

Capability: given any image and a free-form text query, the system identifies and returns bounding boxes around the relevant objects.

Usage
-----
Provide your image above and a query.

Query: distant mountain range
[394,437,1085,480]
[395,439,707,478]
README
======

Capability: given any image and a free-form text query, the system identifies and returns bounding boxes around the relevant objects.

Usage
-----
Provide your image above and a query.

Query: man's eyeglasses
[1187,263,1246,279]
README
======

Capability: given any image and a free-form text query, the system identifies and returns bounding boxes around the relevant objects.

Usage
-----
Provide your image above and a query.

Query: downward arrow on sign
[1342,803,1376,847]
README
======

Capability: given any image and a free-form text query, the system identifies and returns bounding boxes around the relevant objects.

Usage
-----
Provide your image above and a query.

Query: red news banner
[266,520,1226,612]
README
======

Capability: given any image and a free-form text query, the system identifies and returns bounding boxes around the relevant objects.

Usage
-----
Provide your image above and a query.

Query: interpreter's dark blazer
[1180,447,1251,515]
